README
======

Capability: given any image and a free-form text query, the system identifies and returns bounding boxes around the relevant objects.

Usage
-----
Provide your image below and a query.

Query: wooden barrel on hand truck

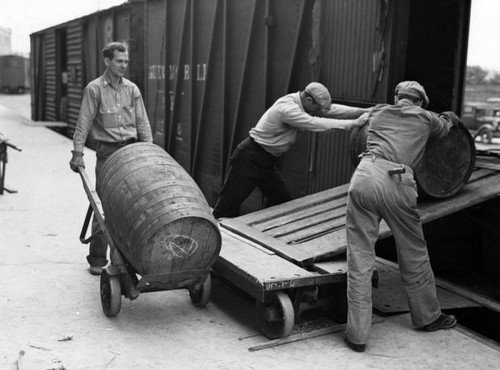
[95,143,221,315]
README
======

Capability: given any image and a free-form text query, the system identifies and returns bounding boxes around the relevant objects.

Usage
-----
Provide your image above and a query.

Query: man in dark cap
[343,81,461,352]
[212,82,368,219]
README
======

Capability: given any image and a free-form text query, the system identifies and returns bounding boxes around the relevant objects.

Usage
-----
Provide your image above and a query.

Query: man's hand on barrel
[440,111,464,128]
[69,150,85,172]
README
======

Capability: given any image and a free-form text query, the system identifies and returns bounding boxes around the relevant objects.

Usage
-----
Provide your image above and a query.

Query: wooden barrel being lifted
[96,143,221,276]
[349,123,475,198]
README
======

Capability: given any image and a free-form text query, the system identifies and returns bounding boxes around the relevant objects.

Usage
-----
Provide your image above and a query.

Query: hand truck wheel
[189,273,212,307]
[100,270,122,317]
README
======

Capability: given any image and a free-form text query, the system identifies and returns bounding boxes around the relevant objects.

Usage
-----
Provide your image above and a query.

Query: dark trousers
[87,141,133,267]
[212,137,293,219]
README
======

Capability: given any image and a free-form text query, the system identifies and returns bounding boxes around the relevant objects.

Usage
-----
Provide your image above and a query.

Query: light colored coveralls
[345,99,453,345]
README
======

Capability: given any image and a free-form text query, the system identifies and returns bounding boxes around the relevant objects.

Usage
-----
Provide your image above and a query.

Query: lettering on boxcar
[167,64,208,81]
[169,92,175,111]
[162,234,198,259]
[148,65,166,80]
[176,122,183,141]
[169,65,178,80]
[196,64,207,81]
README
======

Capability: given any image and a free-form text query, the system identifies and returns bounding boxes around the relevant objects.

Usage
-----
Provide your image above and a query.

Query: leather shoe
[423,313,457,332]
[88,266,103,276]
[343,334,366,352]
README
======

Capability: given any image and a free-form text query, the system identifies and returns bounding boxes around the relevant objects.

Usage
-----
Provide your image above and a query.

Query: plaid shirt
[73,71,153,153]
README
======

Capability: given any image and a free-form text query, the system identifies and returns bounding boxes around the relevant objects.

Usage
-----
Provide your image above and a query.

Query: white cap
[305,82,332,110]
[395,81,429,108]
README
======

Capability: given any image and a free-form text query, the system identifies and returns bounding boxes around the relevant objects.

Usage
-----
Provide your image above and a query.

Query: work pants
[212,137,293,218]
[345,156,441,345]
[87,141,132,267]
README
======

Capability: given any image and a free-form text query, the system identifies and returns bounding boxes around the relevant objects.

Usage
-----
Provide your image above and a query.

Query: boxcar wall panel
[44,30,57,121]
[262,0,319,200]
[30,35,45,121]
[305,0,395,191]
[186,0,220,205]
[225,0,316,211]
[146,0,321,210]
[114,8,131,44]
[163,0,192,172]
[190,0,226,206]
[145,0,167,147]
[83,17,100,83]
[322,0,389,102]
[66,22,84,136]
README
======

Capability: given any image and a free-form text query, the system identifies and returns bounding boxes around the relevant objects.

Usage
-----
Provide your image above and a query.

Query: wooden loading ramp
[214,156,500,339]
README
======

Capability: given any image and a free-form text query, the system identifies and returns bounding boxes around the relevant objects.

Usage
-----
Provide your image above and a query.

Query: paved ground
[1,93,500,369]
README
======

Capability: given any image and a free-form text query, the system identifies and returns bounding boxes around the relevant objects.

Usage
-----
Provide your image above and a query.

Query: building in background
[0,27,12,55]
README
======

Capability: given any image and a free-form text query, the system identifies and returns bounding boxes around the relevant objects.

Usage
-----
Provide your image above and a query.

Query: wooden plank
[272,212,345,242]
[475,161,500,171]
[237,184,349,226]
[376,172,500,239]
[248,315,384,351]
[222,228,275,255]
[215,229,328,300]
[371,259,478,313]
[468,168,496,181]
[220,218,314,264]
[418,171,500,223]
[297,230,347,264]
[228,170,500,267]
[376,258,500,314]
[253,197,347,233]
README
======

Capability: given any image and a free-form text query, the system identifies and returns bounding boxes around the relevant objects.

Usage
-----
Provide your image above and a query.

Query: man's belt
[100,138,137,147]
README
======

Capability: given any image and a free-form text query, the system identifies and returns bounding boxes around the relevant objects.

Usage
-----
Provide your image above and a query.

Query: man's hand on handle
[70,150,85,173]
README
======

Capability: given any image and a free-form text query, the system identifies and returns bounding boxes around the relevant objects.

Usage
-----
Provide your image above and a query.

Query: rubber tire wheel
[100,270,122,317]
[189,274,211,307]
[256,291,295,339]
[480,129,493,144]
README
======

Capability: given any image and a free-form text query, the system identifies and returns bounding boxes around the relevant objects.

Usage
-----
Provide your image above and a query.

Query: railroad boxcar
[0,54,30,94]
[30,0,471,213]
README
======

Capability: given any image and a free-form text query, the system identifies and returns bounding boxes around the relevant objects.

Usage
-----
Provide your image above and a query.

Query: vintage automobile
[462,101,500,143]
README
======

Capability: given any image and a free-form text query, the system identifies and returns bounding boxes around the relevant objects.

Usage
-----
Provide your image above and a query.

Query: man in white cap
[212,82,368,218]
[343,81,461,352]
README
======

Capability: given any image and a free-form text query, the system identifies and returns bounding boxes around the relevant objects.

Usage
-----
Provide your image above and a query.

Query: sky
[0,0,125,55]
[467,0,500,70]
[0,0,499,70]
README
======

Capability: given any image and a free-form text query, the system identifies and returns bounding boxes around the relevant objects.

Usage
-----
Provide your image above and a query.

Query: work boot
[343,334,366,352]
[423,313,457,332]
[88,265,103,276]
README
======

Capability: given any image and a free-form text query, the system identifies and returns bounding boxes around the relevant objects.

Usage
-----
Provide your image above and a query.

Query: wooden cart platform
[214,155,500,339]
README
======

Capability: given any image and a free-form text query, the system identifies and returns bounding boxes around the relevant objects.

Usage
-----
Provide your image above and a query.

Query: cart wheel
[189,274,211,307]
[256,291,295,339]
[100,270,122,317]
